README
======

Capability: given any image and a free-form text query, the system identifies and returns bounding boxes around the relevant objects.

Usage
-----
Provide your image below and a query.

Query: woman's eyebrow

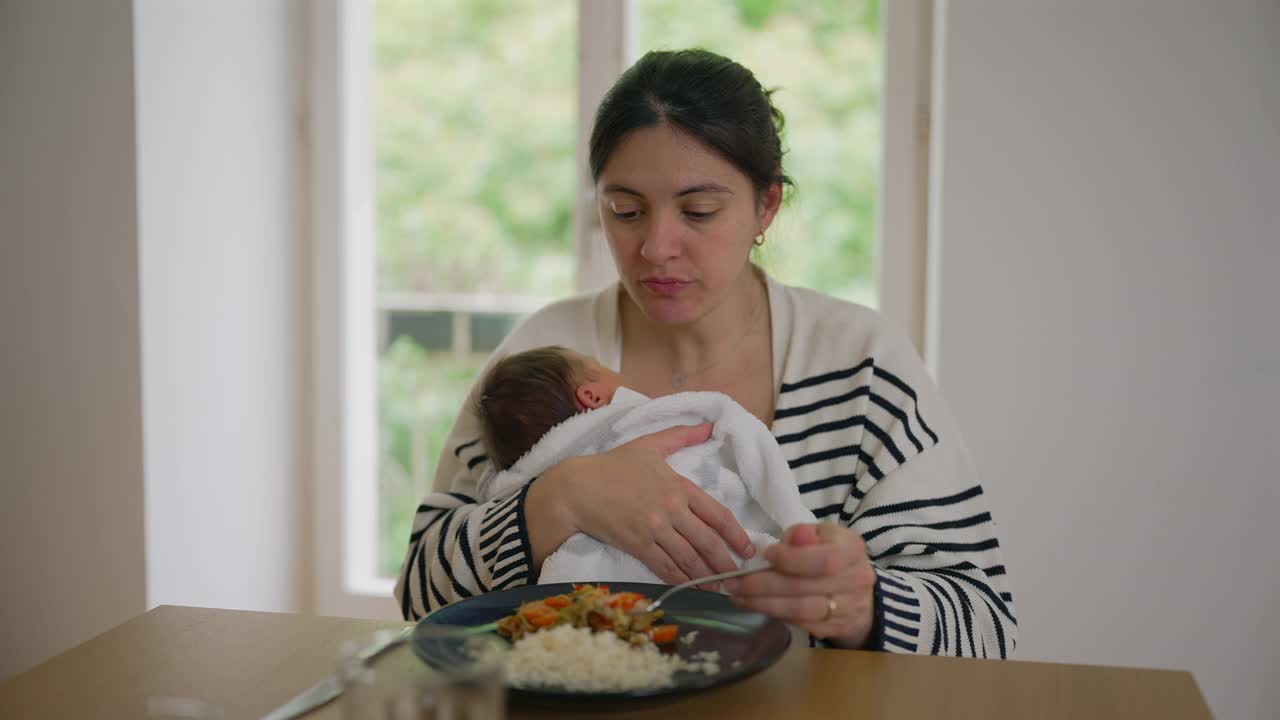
[674,183,733,197]
[600,183,734,198]
[601,184,643,197]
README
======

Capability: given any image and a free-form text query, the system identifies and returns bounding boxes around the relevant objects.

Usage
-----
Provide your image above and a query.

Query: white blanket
[480,387,817,584]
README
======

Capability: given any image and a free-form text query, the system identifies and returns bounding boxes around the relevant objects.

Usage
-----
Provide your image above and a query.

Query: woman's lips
[641,278,691,296]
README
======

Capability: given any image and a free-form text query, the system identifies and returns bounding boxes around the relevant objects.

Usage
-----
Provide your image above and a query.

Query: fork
[640,564,771,614]
[259,625,412,720]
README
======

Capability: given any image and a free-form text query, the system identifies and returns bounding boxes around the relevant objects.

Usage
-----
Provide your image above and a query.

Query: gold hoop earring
[753,233,765,247]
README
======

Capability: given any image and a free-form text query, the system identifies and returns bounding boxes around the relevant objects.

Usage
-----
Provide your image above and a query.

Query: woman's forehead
[598,125,749,195]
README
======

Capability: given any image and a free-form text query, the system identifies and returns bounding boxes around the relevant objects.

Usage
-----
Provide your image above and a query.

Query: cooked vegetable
[520,604,559,628]
[495,584,679,646]
[542,594,572,609]
[607,592,645,612]
[646,625,679,645]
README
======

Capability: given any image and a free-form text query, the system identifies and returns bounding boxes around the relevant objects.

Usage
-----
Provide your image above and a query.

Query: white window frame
[310,0,387,618]
[879,0,934,352]
[309,0,934,618]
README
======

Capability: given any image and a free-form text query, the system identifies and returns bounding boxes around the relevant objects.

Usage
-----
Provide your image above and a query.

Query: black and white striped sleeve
[852,440,1016,658]
[844,363,1017,658]
[393,436,536,619]
[776,353,1017,658]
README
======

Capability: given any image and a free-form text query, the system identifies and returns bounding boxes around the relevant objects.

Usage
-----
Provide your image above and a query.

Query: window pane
[635,0,881,307]
[374,0,576,575]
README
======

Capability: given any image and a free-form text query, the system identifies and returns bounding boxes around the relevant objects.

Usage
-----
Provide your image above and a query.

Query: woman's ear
[757,181,783,234]
[575,383,607,410]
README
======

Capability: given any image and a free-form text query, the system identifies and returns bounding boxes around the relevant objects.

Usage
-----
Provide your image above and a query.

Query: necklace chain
[670,285,766,388]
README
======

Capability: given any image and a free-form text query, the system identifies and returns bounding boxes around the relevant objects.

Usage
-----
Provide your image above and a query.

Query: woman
[395,49,1016,657]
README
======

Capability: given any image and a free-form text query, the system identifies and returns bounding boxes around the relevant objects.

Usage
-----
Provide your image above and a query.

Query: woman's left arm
[730,319,1017,657]
[732,440,1018,657]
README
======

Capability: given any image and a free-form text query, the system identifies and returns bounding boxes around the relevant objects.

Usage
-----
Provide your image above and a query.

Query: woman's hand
[525,423,755,585]
[728,523,878,648]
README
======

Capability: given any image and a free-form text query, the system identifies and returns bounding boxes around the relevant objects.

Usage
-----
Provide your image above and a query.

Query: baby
[473,345,816,585]
[475,345,627,471]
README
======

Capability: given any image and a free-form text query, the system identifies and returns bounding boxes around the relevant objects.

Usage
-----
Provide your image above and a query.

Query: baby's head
[476,346,626,470]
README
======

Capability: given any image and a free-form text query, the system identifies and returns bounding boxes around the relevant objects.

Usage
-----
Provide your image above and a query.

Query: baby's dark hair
[476,346,587,471]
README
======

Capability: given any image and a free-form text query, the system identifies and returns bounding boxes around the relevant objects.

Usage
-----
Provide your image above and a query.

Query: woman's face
[597,124,780,326]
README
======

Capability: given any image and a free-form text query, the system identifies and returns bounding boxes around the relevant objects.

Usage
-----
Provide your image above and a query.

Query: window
[372,0,578,579]
[311,0,932,617]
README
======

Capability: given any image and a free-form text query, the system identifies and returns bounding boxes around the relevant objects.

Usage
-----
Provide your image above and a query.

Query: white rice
[502,626,720,692]
[687,650,721,676]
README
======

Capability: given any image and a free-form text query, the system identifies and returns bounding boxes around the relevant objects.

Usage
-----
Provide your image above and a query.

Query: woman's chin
[619,281,693,324]
[634,294,702,327]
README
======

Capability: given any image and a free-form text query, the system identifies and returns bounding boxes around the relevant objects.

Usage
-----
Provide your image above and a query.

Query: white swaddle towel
[480,387,818,584]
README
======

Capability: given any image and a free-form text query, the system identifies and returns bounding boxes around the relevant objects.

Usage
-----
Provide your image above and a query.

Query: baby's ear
[575,384,607,410]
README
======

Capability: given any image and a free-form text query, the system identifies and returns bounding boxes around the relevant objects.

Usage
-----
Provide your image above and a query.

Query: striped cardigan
[394,274,1017,658]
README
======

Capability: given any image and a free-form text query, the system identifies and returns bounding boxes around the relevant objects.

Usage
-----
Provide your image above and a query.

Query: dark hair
[589,49,793,198]
[476,346,586,471]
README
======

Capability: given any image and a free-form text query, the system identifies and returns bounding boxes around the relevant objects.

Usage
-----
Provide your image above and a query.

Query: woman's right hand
[525,423,754,585]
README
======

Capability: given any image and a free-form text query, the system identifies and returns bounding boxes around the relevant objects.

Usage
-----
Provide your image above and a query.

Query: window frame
[309,0,934,618]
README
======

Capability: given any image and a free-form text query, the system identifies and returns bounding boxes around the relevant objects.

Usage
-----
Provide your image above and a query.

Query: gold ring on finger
[823,594,837,621]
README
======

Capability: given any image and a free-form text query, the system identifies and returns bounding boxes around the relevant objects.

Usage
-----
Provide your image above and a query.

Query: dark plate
[413,581,790,706]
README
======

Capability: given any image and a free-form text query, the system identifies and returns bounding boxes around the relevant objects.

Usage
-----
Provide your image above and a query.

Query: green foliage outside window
[375,0,577,297]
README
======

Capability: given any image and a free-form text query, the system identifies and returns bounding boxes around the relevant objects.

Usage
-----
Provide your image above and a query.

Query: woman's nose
[639,212,682,264]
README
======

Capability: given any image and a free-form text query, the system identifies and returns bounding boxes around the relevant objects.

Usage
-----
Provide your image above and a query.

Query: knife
[260,625,413,720]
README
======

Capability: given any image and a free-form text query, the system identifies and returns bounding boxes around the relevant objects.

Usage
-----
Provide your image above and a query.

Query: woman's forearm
[523,457,583,574]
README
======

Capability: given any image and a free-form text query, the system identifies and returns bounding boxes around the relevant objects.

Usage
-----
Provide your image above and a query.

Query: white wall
[134,0,310,613]
[1,0,311,680]
[928,2,1280,719]
[0,0,148,680]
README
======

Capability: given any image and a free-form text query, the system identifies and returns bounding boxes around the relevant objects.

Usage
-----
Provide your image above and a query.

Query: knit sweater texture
[394,274,1018,657]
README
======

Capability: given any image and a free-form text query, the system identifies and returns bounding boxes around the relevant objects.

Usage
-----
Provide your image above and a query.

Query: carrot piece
[520,604,559,627]
[607,592,645,612]
[647,625,679,644]
[542,594,572,609]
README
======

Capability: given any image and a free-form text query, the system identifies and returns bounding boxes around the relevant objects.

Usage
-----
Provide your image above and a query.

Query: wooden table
[0,605,1212,719]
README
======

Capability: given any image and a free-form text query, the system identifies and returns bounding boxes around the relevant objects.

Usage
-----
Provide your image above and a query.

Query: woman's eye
[607,203,642,221]
[685,209,718,221]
